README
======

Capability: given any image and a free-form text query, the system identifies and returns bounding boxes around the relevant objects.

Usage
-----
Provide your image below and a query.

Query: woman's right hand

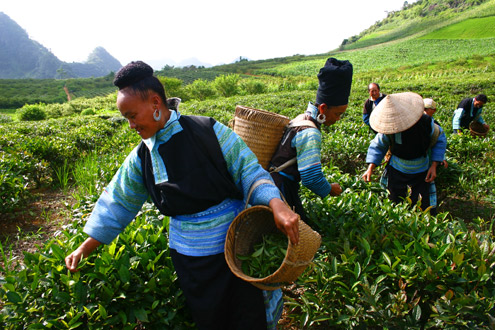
[65,249,85,272]
[65,237,101,272]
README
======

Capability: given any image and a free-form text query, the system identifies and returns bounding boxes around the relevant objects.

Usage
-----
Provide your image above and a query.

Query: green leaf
[118,264,130,283]
[453,252,464,266]
[251,247,263,258]
[50,243,65,260]
[378,264,392,273]
[360,237,371,256]
[412,304,422,321]
[134,307,149,322]
[99,304,107,319]
[332,257,338,273]
[436,244,450,259]
[382,252,391,267]
[6,291,22,303]
[354,262,361,279]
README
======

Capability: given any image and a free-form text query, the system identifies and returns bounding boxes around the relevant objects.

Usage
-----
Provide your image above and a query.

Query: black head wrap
[113,61,154,90]
[316,58,353,106]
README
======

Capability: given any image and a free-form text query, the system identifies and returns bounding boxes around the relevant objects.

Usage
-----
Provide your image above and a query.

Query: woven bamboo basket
[232,105,290,170]
[469,121,489,138]
[225,205,321,290]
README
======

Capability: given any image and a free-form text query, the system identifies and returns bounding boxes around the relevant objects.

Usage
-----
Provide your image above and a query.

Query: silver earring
[317,113,326,124]
[153,109,162,121]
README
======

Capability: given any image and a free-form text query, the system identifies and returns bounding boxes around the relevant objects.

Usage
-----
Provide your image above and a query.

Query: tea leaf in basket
[237,232,287,278]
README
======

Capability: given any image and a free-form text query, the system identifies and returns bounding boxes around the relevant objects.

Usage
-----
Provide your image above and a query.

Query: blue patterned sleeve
[83,147,149,244]
[213,121,281,206]
[292,128,332,198]
[452,108,463,130]
[430,123,447,162]
[366,133,390,165]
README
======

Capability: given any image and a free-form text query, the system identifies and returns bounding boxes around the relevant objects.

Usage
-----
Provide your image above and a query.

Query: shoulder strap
[269,157,297,173]
[288,120,317,129]
[269,117,316,174]
[245,178,284,209]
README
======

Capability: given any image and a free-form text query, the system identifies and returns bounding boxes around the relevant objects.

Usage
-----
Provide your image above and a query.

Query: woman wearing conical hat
[362,92,447,215]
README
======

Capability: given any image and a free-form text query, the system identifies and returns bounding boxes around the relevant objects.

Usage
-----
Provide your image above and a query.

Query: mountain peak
[0,13,122,79]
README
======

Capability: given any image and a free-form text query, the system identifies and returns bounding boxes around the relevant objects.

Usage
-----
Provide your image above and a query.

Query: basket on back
[225,205,321,290]
[232,106,290,170]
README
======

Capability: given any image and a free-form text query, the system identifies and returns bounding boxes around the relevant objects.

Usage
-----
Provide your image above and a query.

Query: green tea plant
[0,201,194,329]
[0,116,130,212]
[17,103,47,121]
[282,169,495,329]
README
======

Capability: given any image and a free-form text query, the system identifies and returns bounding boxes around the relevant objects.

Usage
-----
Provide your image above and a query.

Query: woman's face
[424,108,436,117]
[322,104,348,126]
[117,89,160,139]
[368,84,380,100]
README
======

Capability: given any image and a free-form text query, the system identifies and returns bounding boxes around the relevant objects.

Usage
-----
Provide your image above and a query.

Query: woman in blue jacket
[362,92,447,215]
[65,61,299,330]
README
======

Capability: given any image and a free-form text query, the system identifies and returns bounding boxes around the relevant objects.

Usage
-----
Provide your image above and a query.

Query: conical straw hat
[370,92,424,134]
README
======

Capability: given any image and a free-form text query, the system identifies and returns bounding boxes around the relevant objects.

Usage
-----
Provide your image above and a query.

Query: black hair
[368,82,380,91]
[475,94,488,103]
[113,61,167,104]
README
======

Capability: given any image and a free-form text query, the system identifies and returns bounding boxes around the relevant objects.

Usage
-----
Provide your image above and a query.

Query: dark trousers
[170,249,267,330]
[386,166,432,212]
[270,172,308,221]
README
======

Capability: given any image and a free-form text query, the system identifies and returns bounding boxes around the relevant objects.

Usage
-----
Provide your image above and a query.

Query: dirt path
[0,188,75,265]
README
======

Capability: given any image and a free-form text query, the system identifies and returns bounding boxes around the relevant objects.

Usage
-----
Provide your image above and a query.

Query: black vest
[270,116,320,182]
[389,114,432,160]
[137,115,242,216]
[459,99,482,129]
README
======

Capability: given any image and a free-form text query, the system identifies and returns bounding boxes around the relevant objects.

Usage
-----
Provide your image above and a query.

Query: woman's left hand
[269,198,300,245]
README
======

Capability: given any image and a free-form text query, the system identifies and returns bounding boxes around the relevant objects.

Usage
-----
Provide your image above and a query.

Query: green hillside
[421,15,495,39]
[341,0,495,50]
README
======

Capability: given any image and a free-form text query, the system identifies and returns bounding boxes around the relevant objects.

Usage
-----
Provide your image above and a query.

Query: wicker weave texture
[233,106,290,170]
[225,205,321,291]
[470,121,489,137]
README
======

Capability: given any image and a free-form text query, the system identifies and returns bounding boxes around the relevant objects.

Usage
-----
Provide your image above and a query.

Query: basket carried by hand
[225,205,321,290]
[469,121,489,138]
[232,105,290,170]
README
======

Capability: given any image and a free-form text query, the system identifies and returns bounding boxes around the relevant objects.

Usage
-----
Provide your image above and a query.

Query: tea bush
[0,114,12,124]
[285,171,495,329]
[17,103,47,121]
[0,116,129,212]
[0,201,194,329]
[80,108,96,116]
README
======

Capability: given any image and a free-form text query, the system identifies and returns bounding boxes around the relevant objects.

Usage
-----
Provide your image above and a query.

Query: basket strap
[269,157,297,173]
[284,259,313,267]
[244,178,287,209]
[288,119,317,129]
[269,118,315,174]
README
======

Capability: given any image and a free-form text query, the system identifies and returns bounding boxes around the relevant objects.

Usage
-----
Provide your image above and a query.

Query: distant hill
[339,0,495,50]
[0,12,122,79]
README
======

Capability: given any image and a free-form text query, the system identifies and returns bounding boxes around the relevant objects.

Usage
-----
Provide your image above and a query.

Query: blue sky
[0,0,416,69]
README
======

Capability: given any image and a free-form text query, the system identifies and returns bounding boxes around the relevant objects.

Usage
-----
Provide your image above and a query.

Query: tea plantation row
[1,57,495,328]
